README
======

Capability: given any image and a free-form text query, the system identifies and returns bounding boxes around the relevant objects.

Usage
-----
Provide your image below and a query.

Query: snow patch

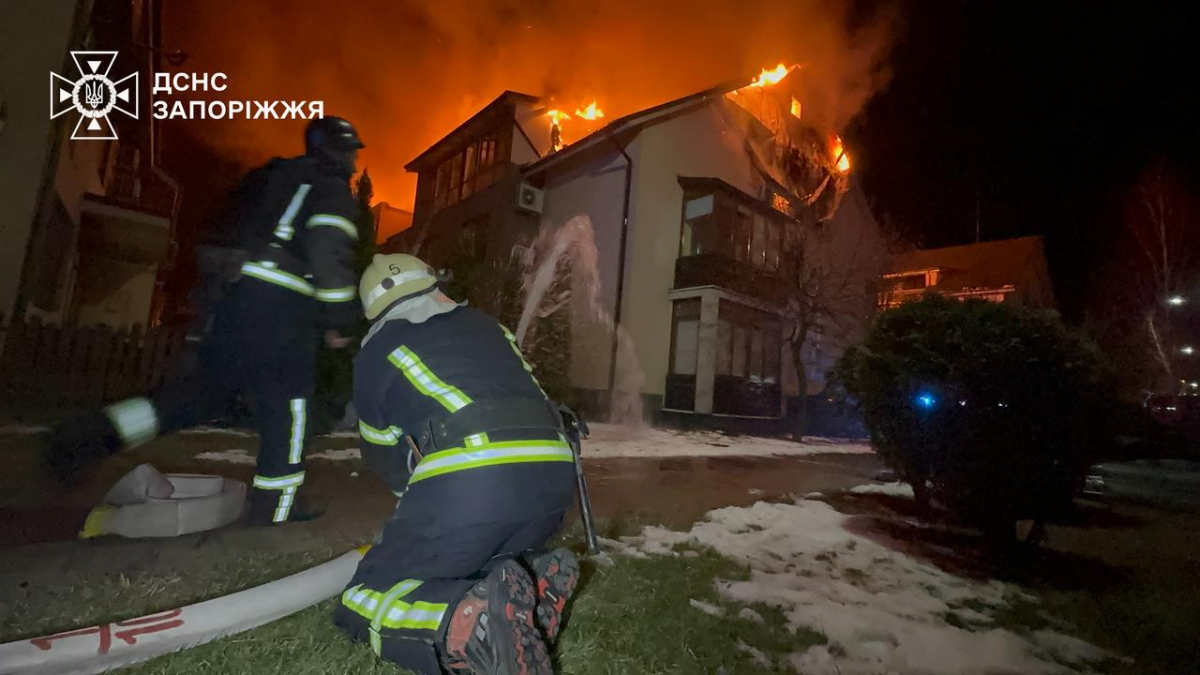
[614,499,1112,674]
[689,599,724,617]
[596,537,648,559]
[850,482,915,499]
[180,426,255,437]
[580,423,871,459]
[737,607,765,623]
[309,448,361,462]
[736,639,772,668]
[193,449,255,465]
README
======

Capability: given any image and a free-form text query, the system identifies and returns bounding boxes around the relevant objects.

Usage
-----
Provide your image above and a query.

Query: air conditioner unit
[516,182,545,214]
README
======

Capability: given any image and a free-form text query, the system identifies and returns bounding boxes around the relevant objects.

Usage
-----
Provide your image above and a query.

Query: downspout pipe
[605,137,633,404]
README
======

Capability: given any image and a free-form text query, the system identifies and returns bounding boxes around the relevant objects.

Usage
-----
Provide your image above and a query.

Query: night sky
[849,1,1199,318]
[162,1,1200,320]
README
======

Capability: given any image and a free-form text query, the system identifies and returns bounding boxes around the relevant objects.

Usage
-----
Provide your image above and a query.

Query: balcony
[673,253,790,308]
[78,144,177,267]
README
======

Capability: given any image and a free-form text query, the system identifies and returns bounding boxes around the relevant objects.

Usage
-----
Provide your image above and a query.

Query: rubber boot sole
[463,560,553,675]
[528,548,580,645]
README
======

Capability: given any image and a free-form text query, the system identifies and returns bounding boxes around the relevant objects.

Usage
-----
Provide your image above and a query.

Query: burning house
[392,65,886,431]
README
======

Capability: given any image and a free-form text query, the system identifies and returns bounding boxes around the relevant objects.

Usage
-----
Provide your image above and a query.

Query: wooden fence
[0,313,186,410]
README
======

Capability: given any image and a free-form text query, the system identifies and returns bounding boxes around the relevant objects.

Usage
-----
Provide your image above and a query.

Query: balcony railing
[673,253,790,307]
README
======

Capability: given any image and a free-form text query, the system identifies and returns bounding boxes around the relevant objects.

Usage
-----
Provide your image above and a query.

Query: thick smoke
[167,0,899,207]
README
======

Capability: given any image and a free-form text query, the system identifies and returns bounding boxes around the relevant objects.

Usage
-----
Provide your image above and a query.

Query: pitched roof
[520,84,738,176]
[887,236,1049,293]
[404,91,540,172]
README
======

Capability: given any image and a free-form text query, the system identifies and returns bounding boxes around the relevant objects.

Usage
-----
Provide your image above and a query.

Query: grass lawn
[1,525,820,675]
[4,498,1195,674]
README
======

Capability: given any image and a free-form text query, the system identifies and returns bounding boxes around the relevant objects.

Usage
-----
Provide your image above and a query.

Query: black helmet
[305,116,365,155]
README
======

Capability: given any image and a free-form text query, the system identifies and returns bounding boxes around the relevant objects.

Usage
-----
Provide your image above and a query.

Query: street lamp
[1168,295,1187,306]
[1181,345,1196,355]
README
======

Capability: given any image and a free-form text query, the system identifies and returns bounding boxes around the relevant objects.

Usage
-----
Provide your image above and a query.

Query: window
[449,154,463,202]
[677,186,786,273]
[731,326,748,377]
[733,208,752,263]
[432,131,506,212]
[750,214,766,267]
[673,319,700,375]
[713,300,783,417]
[680,194,716,256]
[666,298,702,411]
[765,220,781,271]
[715,321,733,375]
[462,144,478,199]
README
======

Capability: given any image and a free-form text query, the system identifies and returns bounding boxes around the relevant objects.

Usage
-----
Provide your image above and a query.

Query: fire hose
[0,547,367,675]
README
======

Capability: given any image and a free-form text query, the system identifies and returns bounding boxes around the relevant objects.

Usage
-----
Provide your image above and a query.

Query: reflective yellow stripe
[307,214,359,240]
[359,420,402,446]
[380,600,447,630]
[240,262,315,296]
[273,184,312,241]
[501,326,547,397]
[273,485,297,522]
[103,397,159,448]
[253,471,306,489]
[346,581,447,639]
[315,286,357,303]
[287,398,307,465]
[410,440,574,484]
[387,346,473,412]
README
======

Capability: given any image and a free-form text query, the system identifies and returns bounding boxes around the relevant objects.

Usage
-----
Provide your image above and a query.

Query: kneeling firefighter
[43,117,365,526]
[335,253,581,675]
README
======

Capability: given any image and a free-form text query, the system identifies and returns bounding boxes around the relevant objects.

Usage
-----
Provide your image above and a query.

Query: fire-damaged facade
[879,236,1055,310]
[394,69,885,430]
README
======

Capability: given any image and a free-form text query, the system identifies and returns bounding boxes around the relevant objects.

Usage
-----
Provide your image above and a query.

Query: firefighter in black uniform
[335,253,581,675]
[44,116,365,526]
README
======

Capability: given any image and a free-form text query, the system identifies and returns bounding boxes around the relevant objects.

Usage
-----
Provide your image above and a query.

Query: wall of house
[73,257,157,328]
[800,180,889,395]
[541,146,632,393]
[1014,243,1056,309]
[0,0,80,320]
[623,103,761,401]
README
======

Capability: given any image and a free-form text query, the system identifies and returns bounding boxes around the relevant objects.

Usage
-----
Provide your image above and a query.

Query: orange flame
[546,109,570,124]
[830,135,852,173]
[575,101,605,120]
[749,63,790,88]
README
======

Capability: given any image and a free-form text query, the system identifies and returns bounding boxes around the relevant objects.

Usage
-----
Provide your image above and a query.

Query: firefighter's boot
[244,487,327,526]
[523,548,579,645]
[441,559,552,675]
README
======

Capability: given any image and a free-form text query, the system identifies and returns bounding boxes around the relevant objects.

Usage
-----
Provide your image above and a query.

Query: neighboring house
[0,0,178,330]
[879,236,1055,310]
[393,72,885,430]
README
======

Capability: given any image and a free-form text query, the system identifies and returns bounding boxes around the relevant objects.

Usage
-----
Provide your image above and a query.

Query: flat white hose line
[0,547,367,675]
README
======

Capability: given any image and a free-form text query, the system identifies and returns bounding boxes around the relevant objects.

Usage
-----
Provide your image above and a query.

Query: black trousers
[333,461,578,674]
[101,280,319,520]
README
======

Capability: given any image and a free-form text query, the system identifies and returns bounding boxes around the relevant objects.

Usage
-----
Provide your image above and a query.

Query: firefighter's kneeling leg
[333,578,472,675]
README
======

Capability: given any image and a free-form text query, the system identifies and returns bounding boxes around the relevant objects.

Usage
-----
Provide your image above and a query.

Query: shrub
[836,296,1117,544]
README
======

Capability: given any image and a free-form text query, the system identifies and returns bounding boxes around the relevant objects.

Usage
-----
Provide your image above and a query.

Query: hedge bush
[836,296,1117,542]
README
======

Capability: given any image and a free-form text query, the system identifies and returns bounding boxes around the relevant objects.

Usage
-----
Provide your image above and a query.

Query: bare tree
[783,185,892,440]
[1125,160,1196,390]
